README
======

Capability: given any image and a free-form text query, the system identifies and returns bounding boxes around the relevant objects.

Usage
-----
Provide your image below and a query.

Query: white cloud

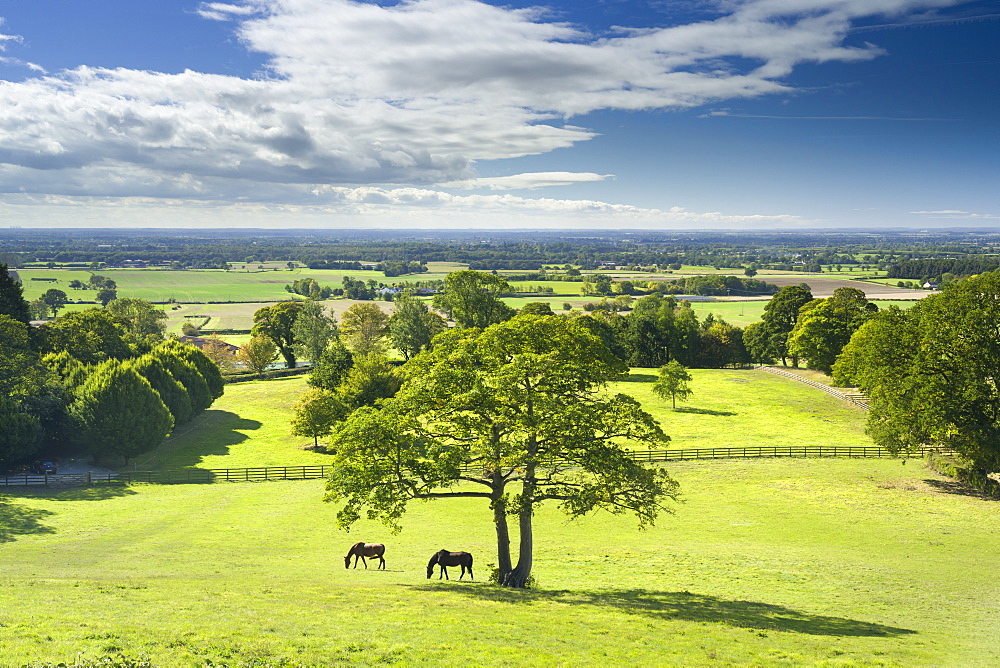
[438,172,613,190]
[0,0,972,219]
[0,188,807,229]
[911,210,999,219]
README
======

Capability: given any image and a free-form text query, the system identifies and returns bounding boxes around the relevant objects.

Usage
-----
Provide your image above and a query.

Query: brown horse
[426,549,474,580]
[344,542,386,570]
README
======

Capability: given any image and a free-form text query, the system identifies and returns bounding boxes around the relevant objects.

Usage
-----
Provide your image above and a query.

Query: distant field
[165,300,394,334]
[1,369,996,665]
[17,268,449,304]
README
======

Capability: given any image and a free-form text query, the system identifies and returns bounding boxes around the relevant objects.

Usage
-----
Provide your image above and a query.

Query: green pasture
[130,375,325,472]
[17,268,448,305]
[137,368,870,474]
[612,369,871,450]
[1,459,996,665]
[1,370,997,665]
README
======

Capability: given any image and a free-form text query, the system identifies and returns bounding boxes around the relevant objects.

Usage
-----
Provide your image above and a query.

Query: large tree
[292,300,338,366]
[69,361,173,465]
[42,309,132,365]
[787,287,876,374]
[833,273,1000,477]
[324,315,679,588]
[0,315,48,466]
[0,263,31,324]
[41,288,69,317]
[432,270,516,329]
[104,298,167,353]
[757,284,813,366]
[252,301,304,368]
[308,340,354,391]
[339,303,390,356]
[388,291,447,360]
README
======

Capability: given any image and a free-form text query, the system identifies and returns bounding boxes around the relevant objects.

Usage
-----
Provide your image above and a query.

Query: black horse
[426,549,474,580]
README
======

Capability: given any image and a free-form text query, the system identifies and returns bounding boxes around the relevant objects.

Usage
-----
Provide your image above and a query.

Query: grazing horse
[426,549,474,580]
[344,542,386,570]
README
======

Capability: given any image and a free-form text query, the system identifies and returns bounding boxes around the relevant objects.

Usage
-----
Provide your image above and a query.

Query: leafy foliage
[834,273,1000,475]
[324,315,678,588]
[236,335,279,376]
[340,303,389,356]
[252,301,304,368]
[432,270,516,328]
[69,362,173,464]
[308,340,354,391]
[388,291,446,360]
[653,361,693,409]
[290,388,349,447]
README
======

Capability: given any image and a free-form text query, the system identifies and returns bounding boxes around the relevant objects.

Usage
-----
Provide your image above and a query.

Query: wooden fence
[1,447,948,488]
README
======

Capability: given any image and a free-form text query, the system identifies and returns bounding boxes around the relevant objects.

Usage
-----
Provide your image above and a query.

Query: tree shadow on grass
[620,373,657,384]
[673,406,738,416]
[923,478,997,501]
[3,486,137,502]
[145,411,262,469]
[0,497,55,543]
[412,586,917,638]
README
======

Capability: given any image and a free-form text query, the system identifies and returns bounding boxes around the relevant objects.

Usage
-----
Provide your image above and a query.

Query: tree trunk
[502,463,535,588]
[492,493,513,582]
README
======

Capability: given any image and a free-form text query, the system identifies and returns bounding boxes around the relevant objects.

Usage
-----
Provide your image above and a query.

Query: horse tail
[467,553,474,567]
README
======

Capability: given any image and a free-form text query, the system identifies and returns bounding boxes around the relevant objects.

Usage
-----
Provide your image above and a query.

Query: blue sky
[0,0,996,230]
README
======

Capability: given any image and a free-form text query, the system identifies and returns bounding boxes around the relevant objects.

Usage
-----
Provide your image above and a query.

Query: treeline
[0,264,223,470]
[656,275,779,296]
[8,228,988,273]
[886,257,1000,280]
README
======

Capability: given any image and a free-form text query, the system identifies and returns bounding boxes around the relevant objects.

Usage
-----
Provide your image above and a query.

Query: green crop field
[17,268,448,305]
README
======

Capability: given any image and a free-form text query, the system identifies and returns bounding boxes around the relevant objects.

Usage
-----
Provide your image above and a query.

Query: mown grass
[613,368,872,450]
[139,369,871,472]
[2,370,995,666]
[1,456,997,666]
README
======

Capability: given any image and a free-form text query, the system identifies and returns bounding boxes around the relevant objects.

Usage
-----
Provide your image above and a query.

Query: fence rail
[1,447,949,488]
[757,366,869,409]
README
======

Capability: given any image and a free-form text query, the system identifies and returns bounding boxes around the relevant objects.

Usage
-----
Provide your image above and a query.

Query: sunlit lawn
[1,370,997,665]
[1,456,997,666]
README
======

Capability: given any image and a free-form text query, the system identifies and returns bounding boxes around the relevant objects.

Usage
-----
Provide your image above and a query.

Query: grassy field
[2,371,998,665]
[17,268,449,304]
[2,460,997,665]
[131,368,873,473]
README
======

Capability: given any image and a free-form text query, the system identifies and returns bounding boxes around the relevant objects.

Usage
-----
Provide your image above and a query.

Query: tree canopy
[432,270,516,329]
[252,301,304,368]
[834,273,1000,477]
[324,314,678,588]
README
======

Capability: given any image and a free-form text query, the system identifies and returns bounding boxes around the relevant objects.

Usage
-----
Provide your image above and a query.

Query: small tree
[340,303,390,356]
[290,388,348,448]
[41,288,68,317]
[200,338,239,374]
[96,288,117,306]
[652,360,693,409]
[236,335,279,376]
[309,340,354,391]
